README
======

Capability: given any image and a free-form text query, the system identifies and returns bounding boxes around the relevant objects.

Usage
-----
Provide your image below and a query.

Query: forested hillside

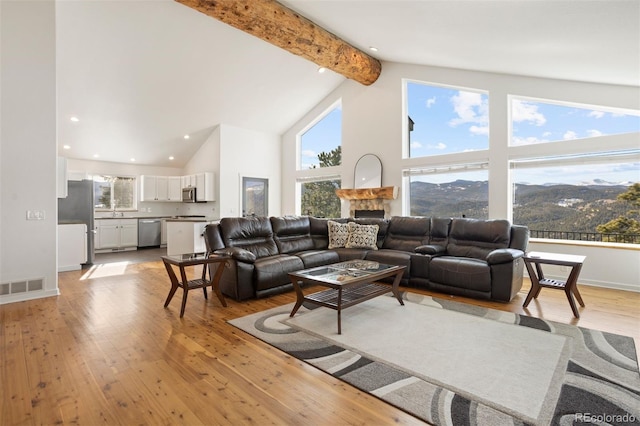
[410,180,630,233]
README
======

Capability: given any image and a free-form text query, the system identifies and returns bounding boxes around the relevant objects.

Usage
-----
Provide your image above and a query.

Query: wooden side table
[522,251,586,318]
[162,253,229,318]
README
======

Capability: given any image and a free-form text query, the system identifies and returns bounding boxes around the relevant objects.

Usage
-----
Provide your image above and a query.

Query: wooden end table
[162,253,229,318]
[522,251,586,318]
[289,260,405,334]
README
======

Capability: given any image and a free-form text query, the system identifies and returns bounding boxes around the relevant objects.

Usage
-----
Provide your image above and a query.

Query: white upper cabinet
[195,172,215,202]
[141,172,214,202]
[167,176,182,201]
[140,175,180,202]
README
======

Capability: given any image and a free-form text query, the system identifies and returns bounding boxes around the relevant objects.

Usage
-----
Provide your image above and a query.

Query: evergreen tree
[301,147,342,218]
[596,183,640,241]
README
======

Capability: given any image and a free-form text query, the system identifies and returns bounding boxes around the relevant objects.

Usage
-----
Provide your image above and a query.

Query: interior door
[242,177,268,217]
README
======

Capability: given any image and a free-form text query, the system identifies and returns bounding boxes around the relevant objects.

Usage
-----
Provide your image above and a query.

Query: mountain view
[410,180,635,240]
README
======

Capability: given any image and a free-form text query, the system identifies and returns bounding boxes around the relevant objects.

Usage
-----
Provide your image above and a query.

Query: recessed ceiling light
[63,145,71,150]
[169,156,174,160]
[184,135,190,140]
[93,154,99,158]
[70,116,79,122]
[318,67,327,74]
[130,158,136,162]
[369,46,378,52]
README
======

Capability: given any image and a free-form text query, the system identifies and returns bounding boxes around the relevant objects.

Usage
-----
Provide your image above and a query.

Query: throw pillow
[327,220,349,249]
[345,222,379,250]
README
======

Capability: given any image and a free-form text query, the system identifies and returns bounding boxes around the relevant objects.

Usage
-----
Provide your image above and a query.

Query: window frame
[93,174,138,212]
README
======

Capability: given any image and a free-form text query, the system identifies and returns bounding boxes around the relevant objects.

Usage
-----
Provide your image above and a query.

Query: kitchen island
[166,217,218,256]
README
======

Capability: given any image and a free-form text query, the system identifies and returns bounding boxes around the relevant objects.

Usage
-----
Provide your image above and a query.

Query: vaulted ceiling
[56,0,640,168]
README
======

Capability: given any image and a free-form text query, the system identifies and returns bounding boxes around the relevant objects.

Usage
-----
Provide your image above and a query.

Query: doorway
[242,177,268,217]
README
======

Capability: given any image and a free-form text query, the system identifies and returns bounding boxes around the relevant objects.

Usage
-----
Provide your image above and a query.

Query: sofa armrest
[214,247,257,264]
[486,248,524,265]
[415,244,447,255]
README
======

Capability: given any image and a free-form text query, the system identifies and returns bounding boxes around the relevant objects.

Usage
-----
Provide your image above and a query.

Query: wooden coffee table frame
[289,263,406,334]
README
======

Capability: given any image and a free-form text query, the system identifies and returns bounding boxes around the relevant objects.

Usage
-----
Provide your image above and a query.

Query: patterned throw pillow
[327,220,349,249]
[345,222,379,250]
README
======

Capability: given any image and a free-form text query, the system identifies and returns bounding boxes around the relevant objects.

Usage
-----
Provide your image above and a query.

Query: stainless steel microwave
[182,187,197,203]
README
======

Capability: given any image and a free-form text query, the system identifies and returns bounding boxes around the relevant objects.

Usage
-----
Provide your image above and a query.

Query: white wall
[218,124,281,218]
[1,0,59,303]
[181,126,220,218]
[281,61,640,291]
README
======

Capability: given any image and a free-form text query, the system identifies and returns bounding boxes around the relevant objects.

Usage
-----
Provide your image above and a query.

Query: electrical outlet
[26,210,45,220]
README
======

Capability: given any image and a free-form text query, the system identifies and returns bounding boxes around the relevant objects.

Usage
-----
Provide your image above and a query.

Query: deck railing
[530,230,640,244]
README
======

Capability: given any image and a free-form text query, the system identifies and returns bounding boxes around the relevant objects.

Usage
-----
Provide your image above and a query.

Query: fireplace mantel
[335,186,398,218]
[335,186,398,201]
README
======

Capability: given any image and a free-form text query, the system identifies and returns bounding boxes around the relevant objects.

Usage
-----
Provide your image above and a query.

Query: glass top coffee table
[289,260,406,334]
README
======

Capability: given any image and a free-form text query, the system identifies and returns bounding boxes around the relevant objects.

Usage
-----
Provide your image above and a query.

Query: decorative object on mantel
[335,186,398,218]
[354,154,382,189]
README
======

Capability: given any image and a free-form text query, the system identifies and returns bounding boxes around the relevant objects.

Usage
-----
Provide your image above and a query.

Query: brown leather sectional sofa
[203,216,529,302]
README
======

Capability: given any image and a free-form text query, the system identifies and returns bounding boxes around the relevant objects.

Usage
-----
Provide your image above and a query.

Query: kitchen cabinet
[195,172,215,202]
[95,219,138,251]
[167,176,182,201]
[140,175,181,202]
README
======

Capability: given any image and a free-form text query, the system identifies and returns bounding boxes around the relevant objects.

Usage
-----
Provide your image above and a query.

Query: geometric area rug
[229,292,640,426]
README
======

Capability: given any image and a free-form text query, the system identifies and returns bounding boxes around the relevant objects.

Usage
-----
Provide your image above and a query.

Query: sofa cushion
[429,257,491,292]
[271,216,314,254]
[365,249,411,278]
[295,250,340,268]
[219,217,278,258]
[382,216,431,251]
[328,220,350,249]
[345,222,379,250]
[253,254,304,291]
[446,218,511,260]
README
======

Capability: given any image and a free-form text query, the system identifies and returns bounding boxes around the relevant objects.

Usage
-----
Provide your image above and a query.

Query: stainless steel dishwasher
[138,218,162,248]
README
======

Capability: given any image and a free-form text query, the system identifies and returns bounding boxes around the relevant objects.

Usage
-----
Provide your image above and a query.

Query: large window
[300,177,342,218]
[297,102,343,217]
[406,165,489,219]
[299,103,342,170]
[94,175,136,211]
[509,96,640,244]
[406,81,489,157]
[512,155,640,243]
[511,97,640,146]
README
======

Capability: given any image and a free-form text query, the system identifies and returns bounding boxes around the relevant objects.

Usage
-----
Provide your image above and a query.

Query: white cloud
[587,129,604,137]
[563,130,578,140]
[512,100,546,126]
[425,97,436,108]
[542,131,552,137]
[511,136,550,146]
[301,149,317,158]
[588,110,605,119]
[426,142,447,150]
[410,141,423,149]
[448,91,488,128]
[469,125,489,136]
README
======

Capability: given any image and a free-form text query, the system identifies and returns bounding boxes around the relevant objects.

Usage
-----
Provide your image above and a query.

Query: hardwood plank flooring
[1,257,638,425]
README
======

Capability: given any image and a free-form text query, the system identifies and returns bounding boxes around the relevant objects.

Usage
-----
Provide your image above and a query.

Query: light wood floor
[1,258,638,425]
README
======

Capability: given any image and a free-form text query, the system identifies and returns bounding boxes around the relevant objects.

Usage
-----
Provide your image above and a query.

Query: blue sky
[300,106,342,169]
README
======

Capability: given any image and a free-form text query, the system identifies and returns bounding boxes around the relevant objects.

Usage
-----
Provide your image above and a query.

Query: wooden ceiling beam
[175,0,381,85]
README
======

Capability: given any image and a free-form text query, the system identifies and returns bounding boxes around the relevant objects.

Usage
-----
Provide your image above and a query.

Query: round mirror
[354,154,382,188]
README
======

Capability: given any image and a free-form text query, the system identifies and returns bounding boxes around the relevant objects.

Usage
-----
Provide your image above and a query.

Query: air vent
[0,278,45,296]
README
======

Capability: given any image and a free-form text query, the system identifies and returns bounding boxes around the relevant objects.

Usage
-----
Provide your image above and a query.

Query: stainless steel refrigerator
[58,179,95,265]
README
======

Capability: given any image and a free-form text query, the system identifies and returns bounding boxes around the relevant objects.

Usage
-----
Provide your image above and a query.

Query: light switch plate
[26,210,46,220]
